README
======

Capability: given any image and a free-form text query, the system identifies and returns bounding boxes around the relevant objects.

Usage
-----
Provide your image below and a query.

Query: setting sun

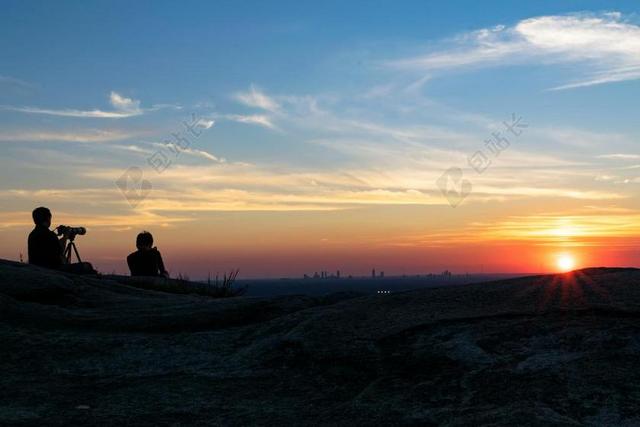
[557,255,576,272]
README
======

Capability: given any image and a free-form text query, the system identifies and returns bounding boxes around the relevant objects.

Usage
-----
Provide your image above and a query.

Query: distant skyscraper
[372,268,376,278]
[380,271,384,278]
[337,270,340,279]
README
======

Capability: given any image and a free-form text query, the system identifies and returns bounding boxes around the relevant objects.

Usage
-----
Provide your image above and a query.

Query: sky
[1,0,639,278]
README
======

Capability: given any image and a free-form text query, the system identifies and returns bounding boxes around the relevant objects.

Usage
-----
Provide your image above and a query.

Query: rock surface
[2,259,640,426]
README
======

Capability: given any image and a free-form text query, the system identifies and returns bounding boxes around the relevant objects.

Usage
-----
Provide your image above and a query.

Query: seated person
[28,207,67,270]
[127,231,169,277]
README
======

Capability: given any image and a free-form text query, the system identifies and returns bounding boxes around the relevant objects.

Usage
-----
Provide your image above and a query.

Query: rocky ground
[2,259,640,426]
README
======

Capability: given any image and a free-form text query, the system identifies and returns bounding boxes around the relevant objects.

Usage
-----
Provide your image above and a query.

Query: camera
[56,225,86,239]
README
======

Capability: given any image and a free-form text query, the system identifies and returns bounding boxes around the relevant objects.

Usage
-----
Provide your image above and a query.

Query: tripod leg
[72,243,82,263]
[63,244,71,264]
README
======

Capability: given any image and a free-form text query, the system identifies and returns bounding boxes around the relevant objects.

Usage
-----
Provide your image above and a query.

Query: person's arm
[57,235,68,264]
[27,232,35,264]
[154,248,169,277]
[127,253,141,276]
[46,229,65,267]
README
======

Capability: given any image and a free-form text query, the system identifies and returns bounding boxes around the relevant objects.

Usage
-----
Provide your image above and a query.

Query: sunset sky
[1,1,639,278]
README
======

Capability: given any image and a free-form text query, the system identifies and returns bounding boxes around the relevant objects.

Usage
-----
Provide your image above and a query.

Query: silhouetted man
[28,206,67,269]
[127,231,169,277]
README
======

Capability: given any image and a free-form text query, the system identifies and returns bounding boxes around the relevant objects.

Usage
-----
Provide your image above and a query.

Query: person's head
[32,207,52,228]
[136,231,154,250]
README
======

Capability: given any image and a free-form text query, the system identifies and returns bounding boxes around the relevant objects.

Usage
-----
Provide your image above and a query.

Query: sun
[556,254,576,272]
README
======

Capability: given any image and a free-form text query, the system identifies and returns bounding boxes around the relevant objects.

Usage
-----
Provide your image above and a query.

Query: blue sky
[2,1,639,120]
[1,1,639,276]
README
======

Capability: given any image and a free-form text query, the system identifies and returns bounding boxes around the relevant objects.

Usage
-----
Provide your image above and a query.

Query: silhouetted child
[28,206,66,269]
[27,206,96,274]
[127,231,169,277]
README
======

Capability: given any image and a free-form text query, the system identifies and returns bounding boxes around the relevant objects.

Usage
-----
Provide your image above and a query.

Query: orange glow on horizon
[1,207,639,278]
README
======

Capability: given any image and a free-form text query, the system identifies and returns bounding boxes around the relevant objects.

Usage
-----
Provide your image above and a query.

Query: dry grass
[174,269,246,298]
[108,269,247,298]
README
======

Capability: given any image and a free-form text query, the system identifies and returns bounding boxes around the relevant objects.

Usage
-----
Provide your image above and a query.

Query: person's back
[28,207,63,270]
[127,248,166,276]
[127,231,168,277]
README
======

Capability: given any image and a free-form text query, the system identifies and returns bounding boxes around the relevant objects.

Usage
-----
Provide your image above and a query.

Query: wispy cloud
[185,147,224,162]
[197,119,215,129]
[1,91,152,118]
[0,203,191,230]
[226,85,282,130]
[223,113,278,130]
[164,145,224,162]
[384,204,640,248]
[2,105,138,118]
[0,74,36,90]
[0,129,139,142]
[389,12,640,90]
[598,153,640,160]
[233,84,280,112]
[148,141,225,163]
[117,144,150,153]
[472,212,640,244]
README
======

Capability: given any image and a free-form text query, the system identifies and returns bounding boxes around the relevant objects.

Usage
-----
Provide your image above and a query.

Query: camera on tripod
[56,225,86,240]
[55,225,86,263]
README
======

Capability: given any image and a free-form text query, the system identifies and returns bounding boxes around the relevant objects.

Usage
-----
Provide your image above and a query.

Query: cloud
[2,105,138,118]
[109,91,141,114]
[598,154,640,160]
[472,212,640,243]
[186,147,224,162]
[389,12,640,90]
[224,114,277,130]
[114,144,151,154]
[0,202,191,230]
[171,146,225,162]
[79,149,628,213]
[149,142,225,163]
[535,127,634,148]
[233,87,479,144]
[77,165,444,212]
[0,129,138,142]
[0,75,36,89]
[386,203,640,248]
[198,119,215,129]
[209,83,636,210]
[228,85,283,130]
[233,85,280,112]
[1,91,147,118]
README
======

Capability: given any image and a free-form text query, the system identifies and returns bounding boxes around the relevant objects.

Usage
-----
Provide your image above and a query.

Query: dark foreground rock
[2,260,640,426]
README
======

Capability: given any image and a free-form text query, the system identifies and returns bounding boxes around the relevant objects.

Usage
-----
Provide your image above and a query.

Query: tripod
[63,237,83,264]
